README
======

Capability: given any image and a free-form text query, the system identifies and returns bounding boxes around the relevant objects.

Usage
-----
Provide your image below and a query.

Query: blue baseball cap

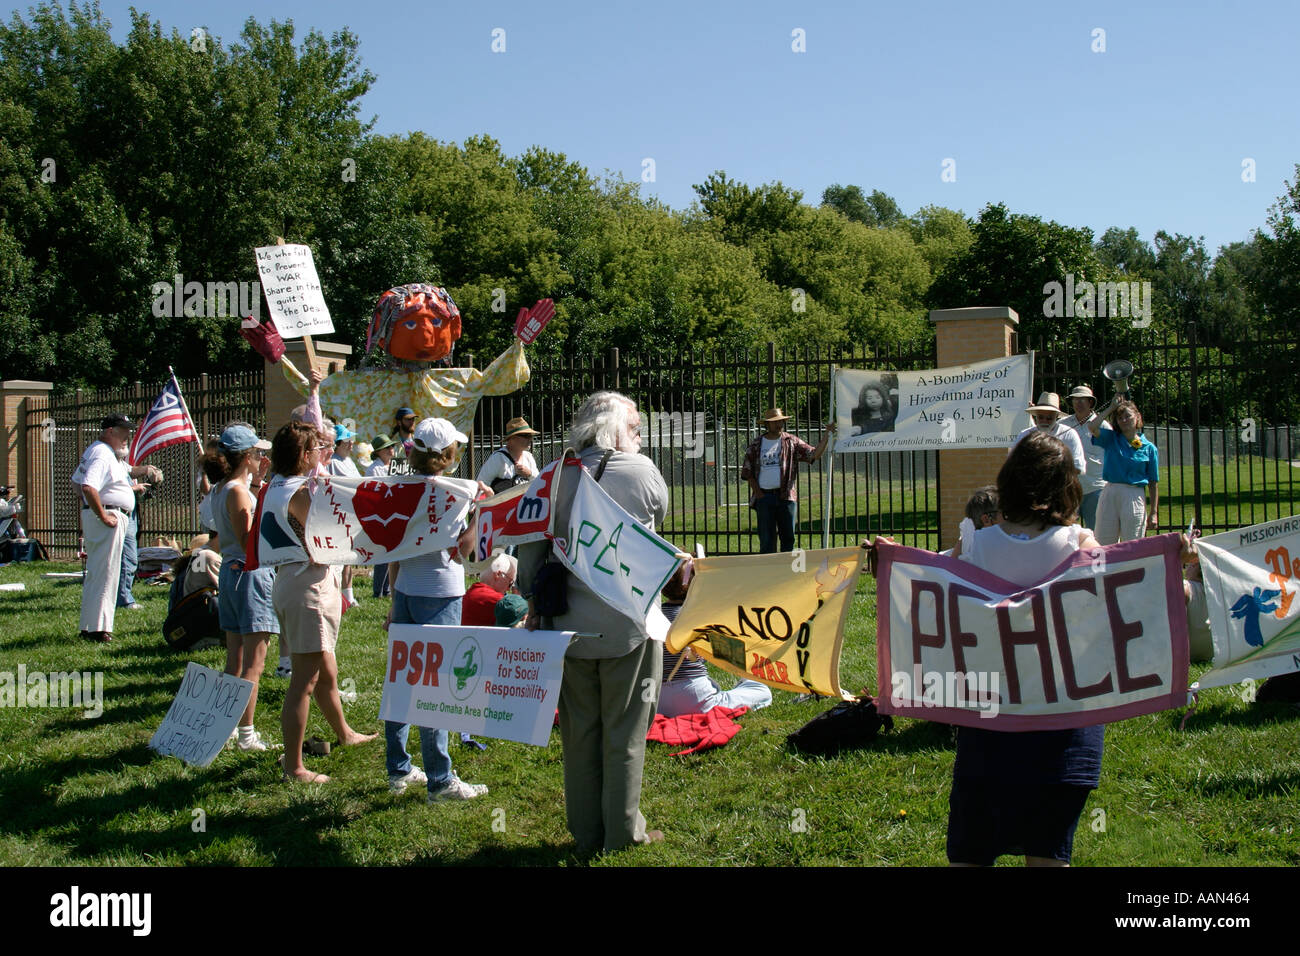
[218,424,271,453]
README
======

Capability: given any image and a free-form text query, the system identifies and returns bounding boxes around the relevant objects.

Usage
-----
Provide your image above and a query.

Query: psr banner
[875,535,1189,730]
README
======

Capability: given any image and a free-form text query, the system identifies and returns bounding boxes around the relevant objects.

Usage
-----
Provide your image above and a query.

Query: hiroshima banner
[380,624,570,747]
[1194,516,1300,690]
[874,535,1189,730]
[833,354,1034,452]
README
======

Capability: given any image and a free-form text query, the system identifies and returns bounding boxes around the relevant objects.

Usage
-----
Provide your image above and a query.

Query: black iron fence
[23,370,265,558]
[1022,325,1300,536]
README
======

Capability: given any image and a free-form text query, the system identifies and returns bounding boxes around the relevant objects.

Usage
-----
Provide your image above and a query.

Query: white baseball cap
[412,418,469,454]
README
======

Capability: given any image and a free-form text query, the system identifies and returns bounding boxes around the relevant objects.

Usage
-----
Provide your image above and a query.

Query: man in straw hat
[1011,392,1087,476]
[740,408,834,554]
[476,416,539,494]
[1058,385,1111,528]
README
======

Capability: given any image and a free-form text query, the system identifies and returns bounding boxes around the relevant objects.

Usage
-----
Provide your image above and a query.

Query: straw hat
[762,407,790,423]
[1026,392,1064,417]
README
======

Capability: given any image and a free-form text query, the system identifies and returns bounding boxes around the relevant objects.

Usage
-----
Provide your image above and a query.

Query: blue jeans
[372,563,390,598]
[116,506,138,607]
[754,492,797,553]
[386,591,462,789]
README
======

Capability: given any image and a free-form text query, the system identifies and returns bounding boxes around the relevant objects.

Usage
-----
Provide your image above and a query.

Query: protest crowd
[24,277,1291,868]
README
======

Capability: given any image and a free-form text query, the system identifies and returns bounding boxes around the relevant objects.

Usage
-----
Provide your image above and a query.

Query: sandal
[303,736,331,756]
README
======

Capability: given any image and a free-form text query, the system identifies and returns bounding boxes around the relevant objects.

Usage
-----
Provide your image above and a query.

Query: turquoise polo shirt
[1092,428,1159,486]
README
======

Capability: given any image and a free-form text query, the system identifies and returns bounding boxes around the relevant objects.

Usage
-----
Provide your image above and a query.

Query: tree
[1095,227,1157,276]
[1256,165,1300,335]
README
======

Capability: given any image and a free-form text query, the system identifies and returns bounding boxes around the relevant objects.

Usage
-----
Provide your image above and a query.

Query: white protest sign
[380,624,570,746]
[552,468,683,641]
[149,662,254,767]
[834,354,1034,452]
[253,243,334,338]
[1195,515,1300,689]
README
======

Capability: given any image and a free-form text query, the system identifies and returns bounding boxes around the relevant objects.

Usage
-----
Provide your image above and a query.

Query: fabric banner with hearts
[1194,515,1300,690]
[665,547,865,699]
[470,456,578,562]
[304,474,477,565]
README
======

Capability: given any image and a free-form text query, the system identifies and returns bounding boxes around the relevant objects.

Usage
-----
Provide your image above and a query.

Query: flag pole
[822,366,837,550]
[170,367,202,535]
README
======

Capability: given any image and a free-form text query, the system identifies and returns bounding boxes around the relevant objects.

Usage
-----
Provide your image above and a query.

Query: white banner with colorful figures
[304,474,477,565]
[833,354,1034,452]
[874,535,1189,730]
[1194,516,1300,689]
[379,624,570,746]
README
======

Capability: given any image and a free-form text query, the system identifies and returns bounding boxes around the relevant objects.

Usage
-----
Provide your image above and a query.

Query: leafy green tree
[1256,165,1300,335]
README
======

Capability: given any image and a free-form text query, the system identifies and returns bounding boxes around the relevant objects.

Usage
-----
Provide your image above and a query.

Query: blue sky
[83,0,1300,255]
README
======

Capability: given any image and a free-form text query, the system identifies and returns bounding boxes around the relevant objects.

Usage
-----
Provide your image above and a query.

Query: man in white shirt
[475,417,539,494]
[1012,392,1086,477]
[1058,384,1110,528]
[72,413,156,643]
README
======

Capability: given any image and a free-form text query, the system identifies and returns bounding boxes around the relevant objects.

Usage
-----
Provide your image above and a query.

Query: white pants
[656,675,773,718]
[80,511,127,633]
[1094,482,1146,546]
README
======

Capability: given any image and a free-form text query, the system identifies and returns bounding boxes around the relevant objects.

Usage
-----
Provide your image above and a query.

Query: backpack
[162,554,223,651]
[786,696,893,757]
[367,284,462,363]
[489,449,528,495]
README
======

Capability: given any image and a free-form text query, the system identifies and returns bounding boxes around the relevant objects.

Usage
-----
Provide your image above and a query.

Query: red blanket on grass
[646,706,750,755]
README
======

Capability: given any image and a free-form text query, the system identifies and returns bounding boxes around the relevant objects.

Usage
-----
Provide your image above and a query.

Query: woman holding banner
[269,421,377,784]
[382,418,488,803]
[947,430,1103,866]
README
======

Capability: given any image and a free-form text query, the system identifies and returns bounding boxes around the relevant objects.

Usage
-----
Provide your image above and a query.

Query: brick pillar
[263,340,353,434]
[929,307,1019,551]
[1,380,54,536]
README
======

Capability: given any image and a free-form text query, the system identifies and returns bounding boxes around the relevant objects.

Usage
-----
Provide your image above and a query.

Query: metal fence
[24,370,265,558]
[470,341,941,554]
[1022,325,1300,535]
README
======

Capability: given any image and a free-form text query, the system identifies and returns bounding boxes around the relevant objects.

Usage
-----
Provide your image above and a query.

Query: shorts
[273,562,341,655]
[946,779,1093,865]
[217,559,280,635]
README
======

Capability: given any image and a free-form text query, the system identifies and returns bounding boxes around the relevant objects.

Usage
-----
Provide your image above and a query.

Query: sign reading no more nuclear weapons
[380,624,570,747]
[253,243,334,338]
[149,662,254,767]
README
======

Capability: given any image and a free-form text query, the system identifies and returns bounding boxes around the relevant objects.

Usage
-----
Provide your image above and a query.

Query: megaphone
[1096,359,1134,418]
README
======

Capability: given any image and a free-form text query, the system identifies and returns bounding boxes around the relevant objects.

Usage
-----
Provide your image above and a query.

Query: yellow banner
[666,547,865,700]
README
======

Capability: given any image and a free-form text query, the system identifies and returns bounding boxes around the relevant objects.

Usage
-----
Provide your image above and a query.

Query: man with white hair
[517,390,669,853]
[462,551,518,626]
[1011,391,1087,475]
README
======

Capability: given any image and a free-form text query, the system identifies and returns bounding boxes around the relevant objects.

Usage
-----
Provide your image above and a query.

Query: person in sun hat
[1058,385,1111,528]
[476,416,539,494]
[1010,392,1087,477]
[71,413,158,643]
[739,407,834,554]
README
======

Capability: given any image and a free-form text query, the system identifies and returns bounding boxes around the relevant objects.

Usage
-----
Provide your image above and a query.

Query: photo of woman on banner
[849,373,898,436]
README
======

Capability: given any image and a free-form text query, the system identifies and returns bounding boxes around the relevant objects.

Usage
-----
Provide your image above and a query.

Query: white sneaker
[389,766,428,794]
[235,731,269,752]
[427,776,488,803]
[275,662,292,678]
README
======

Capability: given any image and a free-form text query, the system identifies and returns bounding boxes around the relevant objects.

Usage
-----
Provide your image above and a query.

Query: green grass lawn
[0,561,1296,867]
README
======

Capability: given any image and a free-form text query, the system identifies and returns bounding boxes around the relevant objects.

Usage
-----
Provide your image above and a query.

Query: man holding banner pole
[517,390,673,853]
[741,408,833,554]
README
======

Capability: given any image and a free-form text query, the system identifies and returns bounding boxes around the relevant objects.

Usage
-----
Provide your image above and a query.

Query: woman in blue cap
[328,423,362,606]
[204,423,278,751]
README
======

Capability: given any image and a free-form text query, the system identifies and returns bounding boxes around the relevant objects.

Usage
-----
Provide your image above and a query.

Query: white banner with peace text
[875,535,1189,729]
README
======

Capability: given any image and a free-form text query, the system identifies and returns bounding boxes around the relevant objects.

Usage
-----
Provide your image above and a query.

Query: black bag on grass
[787,696,893,756]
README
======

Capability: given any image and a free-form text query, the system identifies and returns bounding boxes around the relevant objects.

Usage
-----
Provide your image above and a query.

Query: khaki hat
[1026,392,1064,416]
[1067,385,1096,401]
[762,407,790,423]
[503,417,539,439]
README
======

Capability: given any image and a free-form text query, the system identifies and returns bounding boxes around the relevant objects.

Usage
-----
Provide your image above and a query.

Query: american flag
[129,369,201,466]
